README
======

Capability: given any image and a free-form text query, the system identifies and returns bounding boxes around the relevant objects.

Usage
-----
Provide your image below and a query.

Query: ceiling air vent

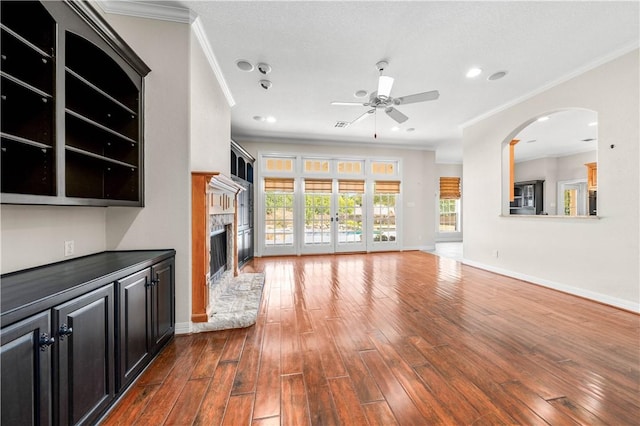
[334,121,350,128]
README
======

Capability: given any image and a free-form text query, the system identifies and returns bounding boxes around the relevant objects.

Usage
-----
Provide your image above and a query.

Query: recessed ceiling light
[488,71,508,81]
[257,63,272,75]
[265,116,276,123]
[406,128,415,132]
[354,90,368,98]
[391,126,399,131]
[466,67,482,78]
[253,115,265,122]
[537,116,550,122]
[588,121,598,126]
[236,60,254,72]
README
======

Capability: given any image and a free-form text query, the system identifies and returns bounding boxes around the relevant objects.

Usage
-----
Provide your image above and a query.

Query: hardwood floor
[101,251,640,425]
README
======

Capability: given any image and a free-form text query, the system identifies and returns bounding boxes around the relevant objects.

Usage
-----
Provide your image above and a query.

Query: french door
[301,179,366,254]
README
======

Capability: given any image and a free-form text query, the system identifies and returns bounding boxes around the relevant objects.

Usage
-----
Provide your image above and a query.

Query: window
[373,181,400,242]
[337,160,363,175]
[304,158,330,173]
[264,178,294,246]
[371,161,397,175]
[264,156,294,173]
[439,177,460,232]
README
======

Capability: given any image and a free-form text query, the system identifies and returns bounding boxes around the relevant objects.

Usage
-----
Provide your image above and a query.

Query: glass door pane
[336,180,365,252]
[302,179,333,254]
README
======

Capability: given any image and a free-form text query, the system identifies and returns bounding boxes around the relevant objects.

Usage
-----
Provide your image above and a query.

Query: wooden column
[191,172,218,323]
[509,139,519,202]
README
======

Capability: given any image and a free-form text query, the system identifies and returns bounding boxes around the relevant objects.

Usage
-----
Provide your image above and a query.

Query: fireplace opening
[210,226,227,283]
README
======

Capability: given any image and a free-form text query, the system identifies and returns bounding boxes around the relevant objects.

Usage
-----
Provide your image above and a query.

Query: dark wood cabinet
[510,180,544,215]
[117,268,151,389]
[0,0,150,206]
[1,250,175,426]
[0,311,53,426]
[53,286,115,426]
[231,140,254,267]
[150,259,175,348]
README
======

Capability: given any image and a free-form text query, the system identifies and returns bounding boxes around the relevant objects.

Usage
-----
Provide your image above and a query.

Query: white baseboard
[462,259,640,313]
[175,322,193,335]
[404,245,435,251]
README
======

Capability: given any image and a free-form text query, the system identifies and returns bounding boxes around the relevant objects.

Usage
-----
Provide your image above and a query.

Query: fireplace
[191,172,245,323]
[209,226,227,284]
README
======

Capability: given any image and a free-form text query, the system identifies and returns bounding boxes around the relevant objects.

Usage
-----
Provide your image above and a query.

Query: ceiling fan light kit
[331,60,440,135]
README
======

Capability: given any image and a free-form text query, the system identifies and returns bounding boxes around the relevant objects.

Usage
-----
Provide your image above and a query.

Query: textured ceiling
[143,1,638,163]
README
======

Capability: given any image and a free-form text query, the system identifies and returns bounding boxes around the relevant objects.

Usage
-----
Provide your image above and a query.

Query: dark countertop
[1,249,175,327]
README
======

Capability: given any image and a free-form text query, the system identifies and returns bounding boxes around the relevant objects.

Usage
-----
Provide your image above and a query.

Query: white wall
[189,32,231,175]
[463,50,639,311]
[435,163,463,242]
[238,141,437,251]
[1,205,106,273]
[101,15,193,326]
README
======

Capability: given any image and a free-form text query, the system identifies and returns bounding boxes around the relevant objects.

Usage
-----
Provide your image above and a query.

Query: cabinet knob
[39,333,55,351]
[58,324,73,340]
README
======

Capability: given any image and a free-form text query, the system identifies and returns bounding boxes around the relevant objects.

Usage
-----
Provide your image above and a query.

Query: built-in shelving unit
[231,140,255,266]
[0,0,150,206]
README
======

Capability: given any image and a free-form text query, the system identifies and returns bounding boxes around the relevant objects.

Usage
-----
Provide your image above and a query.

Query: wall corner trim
[175,322,193,335]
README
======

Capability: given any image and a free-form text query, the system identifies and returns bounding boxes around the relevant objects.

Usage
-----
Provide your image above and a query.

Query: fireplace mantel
[191,172,244,323]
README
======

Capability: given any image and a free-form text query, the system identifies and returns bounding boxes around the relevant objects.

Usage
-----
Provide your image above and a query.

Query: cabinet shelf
[1,24,52,59]
[1,132,52,150]
[66,67,137,117]
[1,71,52,99]
[66,109,137,145]
[0,1,54,55]
[65,145,137,169]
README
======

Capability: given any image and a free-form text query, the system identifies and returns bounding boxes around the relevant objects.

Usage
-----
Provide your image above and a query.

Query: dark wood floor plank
[193,361,238,426]
[281,374,311,426]
[190,330,228,380]
[361,401,399,426]
[219,327,248,362]
[222,393,254,426]
[104,252,639,425]
[253,322,281,420]
[326,377,368,425]
[360,349,427,425]
[300,332,341,425]
[325,318,383,403]
[101,384,160,425]
[164,377,210,425]
[232,315,266,395]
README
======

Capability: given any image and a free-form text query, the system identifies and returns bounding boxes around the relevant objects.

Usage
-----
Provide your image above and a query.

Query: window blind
[264,177,294,192]
[374,181,401,194]
[338,180,365,193]
[440,177,461,199]
[304,179,332,193]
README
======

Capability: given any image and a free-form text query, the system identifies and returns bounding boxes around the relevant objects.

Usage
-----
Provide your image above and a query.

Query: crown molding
[94,0,196,23]
[94,1,235,107]
[191,17,235,107]
[460,41,640,129]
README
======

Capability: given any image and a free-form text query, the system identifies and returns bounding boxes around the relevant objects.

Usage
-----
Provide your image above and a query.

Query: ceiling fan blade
[351,109,375,125]
[377,76,394,98]
[395,90,440,105]
[385,107,408,124]
[331,101,369,106]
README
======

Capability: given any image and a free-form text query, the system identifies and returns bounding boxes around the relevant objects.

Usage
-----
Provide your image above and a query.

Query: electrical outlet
[492,249,499,258]
[64,240,74,257]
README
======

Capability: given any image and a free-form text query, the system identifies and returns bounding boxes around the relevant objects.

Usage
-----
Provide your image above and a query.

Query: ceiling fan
[331,60,439,127]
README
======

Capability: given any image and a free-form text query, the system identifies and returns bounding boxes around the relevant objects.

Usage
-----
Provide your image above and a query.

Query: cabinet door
[53,286,115,426]
[117,268,151,390]
[1,311,53,426]
[151,259,175,350]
